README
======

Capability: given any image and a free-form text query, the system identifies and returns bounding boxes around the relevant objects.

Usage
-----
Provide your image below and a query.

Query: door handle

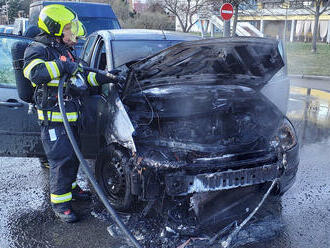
[0,101,24,107]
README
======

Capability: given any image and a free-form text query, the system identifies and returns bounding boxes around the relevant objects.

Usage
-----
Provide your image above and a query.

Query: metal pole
[290,19,296,42]
[200,20,205,38]
[211,23,214,37]
[283,7,288,42]
[223,20,230,37]
[260,19,264,37]
[327,20,330,44]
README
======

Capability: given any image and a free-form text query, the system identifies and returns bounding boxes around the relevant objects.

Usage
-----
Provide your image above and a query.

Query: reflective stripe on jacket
[37,110,79,122]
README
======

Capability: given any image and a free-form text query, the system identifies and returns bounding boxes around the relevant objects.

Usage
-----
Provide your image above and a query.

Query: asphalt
[0,76,330,248]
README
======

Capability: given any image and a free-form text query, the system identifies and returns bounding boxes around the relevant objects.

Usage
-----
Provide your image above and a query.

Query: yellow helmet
[38,4,79,37]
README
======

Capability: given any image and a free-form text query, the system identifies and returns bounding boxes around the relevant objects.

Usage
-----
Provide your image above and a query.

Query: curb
[289,74,330,81]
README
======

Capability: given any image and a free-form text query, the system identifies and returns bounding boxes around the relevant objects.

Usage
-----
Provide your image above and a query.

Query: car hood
[124,37,284,93]
[121,37,285,163]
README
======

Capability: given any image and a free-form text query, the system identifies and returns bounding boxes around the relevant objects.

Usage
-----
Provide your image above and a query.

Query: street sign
[220,3,234,21]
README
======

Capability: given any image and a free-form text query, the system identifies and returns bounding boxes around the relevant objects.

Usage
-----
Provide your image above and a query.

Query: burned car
[0,30,298,224]
[80,30,299,215]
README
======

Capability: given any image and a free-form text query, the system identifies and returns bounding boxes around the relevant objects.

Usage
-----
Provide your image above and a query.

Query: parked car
[0,25,5,33]
[0,30,299,225]
[4,26,13,34]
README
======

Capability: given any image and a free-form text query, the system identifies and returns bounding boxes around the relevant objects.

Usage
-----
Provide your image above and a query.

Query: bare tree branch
[159,0,210,32]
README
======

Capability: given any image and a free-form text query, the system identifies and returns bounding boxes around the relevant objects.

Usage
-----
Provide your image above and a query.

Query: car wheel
[95,144,134,211]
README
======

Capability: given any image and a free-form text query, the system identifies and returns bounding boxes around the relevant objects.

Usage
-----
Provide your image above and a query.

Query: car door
[0,34,43,157]
[78,35,106,158]
[88,35,136,153]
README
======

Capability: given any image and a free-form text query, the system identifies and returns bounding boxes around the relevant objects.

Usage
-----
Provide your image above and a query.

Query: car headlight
[271,118,297,151]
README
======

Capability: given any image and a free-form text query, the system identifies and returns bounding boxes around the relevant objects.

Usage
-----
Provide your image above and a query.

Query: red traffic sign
[220,3,234,20]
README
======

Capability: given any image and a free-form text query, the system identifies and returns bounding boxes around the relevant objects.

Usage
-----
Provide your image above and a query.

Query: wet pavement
[1,78,330,248]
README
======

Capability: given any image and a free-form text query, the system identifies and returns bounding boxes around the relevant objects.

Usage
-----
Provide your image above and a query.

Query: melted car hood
[125,37,284,92]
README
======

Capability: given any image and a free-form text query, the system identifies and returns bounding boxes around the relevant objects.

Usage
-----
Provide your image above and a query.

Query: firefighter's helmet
[38,4,79,37]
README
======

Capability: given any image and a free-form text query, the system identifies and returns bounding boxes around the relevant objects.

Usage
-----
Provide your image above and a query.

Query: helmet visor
[70,19,79,38]
[77,21,87,39]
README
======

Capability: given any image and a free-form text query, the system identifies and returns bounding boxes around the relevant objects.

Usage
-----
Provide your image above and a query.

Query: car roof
[31,1,117,19]
[96,29,201,41]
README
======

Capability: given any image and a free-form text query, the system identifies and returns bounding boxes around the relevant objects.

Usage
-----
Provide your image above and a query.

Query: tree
[158,0,210,32]
[130,11,175,30]
[109,0,133,26]
[110,0,175,30]
[0,0,30,23]
[303,0,330,53]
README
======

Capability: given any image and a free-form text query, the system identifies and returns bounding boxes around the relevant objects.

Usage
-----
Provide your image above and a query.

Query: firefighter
[23,4,120,223]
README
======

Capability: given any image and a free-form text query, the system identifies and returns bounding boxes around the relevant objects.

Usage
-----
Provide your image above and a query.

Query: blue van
[28,1,121,55]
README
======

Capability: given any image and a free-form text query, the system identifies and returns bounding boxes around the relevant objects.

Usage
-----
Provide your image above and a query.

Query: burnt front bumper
[131,145,299,200]
[165,163,280,196]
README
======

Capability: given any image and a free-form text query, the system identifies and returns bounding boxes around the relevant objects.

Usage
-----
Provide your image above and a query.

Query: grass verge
[286,42,330,76]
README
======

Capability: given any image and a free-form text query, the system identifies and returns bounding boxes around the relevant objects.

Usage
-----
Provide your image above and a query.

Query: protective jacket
[23,33,111,208]
[23,33,107,124]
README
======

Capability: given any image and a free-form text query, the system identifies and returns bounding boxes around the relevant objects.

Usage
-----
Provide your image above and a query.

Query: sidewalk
[289,74,330,92]
[289,74,330,82]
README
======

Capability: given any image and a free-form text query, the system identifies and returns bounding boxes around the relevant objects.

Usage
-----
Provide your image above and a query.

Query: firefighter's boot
[72,185,91,201]
[53,206,79,223]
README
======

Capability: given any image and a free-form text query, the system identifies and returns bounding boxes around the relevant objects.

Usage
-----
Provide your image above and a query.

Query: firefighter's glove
[96,71,125,85]
[69,73,88,97]
[104,73,126,84]
[62,61,83,76]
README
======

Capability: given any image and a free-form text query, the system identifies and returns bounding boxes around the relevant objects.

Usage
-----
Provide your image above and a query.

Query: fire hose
[58,73,142,248]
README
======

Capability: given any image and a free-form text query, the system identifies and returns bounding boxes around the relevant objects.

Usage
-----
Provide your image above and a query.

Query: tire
[95,144,134,211]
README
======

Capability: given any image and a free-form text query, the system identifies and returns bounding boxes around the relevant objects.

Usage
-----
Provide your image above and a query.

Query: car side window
[95,41,106,71]
[0,36,31,87]
[82,35,97,63]
[93,40,109,96]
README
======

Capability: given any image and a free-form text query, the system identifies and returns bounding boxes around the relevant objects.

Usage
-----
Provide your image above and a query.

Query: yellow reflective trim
[44,62,54,79]
[52,62,60,78]
[23,59,45,80]
[31,82,36,87]
[72,181,77,189]
[47,79,60,86]
[45,61,60,78]
[46,78,70,87]
[51,192,72,204]
[87,72,98,86]
[37,110,78,122]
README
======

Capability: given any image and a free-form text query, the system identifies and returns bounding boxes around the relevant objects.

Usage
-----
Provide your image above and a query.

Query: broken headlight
[271,118,297,151]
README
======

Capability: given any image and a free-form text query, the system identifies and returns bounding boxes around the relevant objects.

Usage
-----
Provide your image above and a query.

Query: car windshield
[81,18,120,35]
[111,40,182,68]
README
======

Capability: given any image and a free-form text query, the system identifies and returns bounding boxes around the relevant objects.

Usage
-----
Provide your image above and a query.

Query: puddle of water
[288,86,330,146]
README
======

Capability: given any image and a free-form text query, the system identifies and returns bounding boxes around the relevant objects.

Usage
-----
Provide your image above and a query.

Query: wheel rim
[102,157,127,203]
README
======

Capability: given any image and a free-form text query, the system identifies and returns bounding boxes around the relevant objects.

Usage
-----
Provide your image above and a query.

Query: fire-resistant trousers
[40,124,80,210]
